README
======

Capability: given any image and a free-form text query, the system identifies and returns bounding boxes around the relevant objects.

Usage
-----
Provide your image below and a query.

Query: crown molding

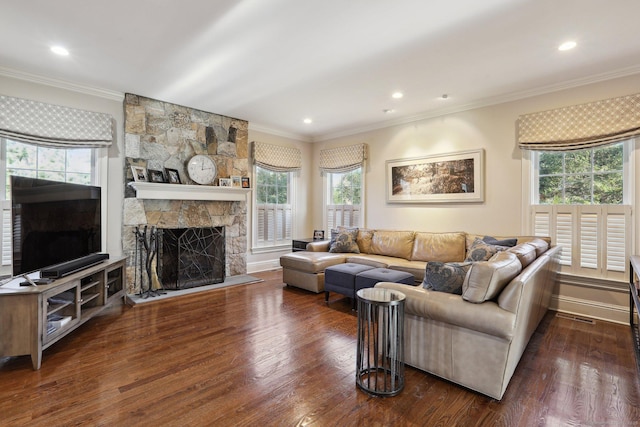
[0,66,124,101]
[248,121,313,143]
[313,65,640,142]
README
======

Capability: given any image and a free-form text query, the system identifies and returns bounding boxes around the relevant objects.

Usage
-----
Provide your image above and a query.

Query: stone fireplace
[122,94,249,294]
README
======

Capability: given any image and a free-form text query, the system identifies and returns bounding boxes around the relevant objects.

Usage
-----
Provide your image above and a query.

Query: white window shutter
[555,210,573,267]
[1,202,12,266]
[604,206,630,274]
[532,207,551,237]
[579,208,599,270]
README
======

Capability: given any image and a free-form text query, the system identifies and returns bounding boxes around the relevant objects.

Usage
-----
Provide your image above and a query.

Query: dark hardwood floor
[1,269,639,426]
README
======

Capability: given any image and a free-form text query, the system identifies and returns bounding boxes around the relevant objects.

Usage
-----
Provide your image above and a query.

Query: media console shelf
[0,256,126,370]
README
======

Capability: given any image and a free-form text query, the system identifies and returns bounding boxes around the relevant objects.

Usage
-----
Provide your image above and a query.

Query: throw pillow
[329,228,360,253]
[464,238,506,262]
[482,235,517,247]
[422,261,473,294]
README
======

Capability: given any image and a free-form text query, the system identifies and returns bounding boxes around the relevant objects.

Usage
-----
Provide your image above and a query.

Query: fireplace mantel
[128,182,250,202]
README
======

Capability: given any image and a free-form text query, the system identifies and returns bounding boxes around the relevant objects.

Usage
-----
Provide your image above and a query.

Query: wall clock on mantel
[187,154,217,185]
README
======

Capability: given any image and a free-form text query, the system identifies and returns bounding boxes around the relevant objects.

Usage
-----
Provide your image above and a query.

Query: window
[531,142,632,280]
[326,167,362,230]
[536,143,623,205]
[254,166,293,248]
[0,138,95,271]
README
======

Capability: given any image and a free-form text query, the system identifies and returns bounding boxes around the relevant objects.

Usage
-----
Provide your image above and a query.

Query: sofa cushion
[422,261,473,294]
[507,243,537,268]
[371,230,415,260]
[464,238,506,262]
[526,238,549,256]
[356,228,375,254]
[329,228,360,253]
[279,251,348,273]
[411,232,466,262]
[462,251,522,303]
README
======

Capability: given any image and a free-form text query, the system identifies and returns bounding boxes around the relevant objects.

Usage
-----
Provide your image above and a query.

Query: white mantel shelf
[128,182,250,202]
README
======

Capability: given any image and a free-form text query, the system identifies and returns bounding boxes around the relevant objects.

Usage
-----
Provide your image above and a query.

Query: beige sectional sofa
[279,228,560,399]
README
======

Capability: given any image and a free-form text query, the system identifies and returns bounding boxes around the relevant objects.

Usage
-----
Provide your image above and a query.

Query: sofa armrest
[375,282,516,339]
[306,240,330,252]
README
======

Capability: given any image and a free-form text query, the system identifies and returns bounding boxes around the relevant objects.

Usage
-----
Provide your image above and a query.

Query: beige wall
[0,74,125,257]
[312,73,640,236]
[309,72,640,324]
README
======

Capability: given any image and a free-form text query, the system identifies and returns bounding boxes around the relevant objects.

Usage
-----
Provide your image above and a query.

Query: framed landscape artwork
[386,149,484,203]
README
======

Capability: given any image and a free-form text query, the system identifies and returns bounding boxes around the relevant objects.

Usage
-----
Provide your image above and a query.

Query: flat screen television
[11,176,102,276]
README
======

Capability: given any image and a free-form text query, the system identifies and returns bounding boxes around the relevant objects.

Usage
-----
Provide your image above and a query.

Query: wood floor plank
[1,269,640,426]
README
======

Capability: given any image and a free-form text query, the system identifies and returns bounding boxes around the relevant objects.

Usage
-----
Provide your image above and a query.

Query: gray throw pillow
[422,261,473,294]
[482,235,517,247]
[465,238,506,262]
[329,228,360,253]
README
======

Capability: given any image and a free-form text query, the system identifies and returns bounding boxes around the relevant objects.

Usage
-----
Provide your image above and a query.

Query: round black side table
[355,287,406,396]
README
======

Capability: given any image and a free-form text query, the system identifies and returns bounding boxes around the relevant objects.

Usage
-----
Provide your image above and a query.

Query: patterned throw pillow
[464,238,506,262]
[329,228,360,253]
[422,261,473,294]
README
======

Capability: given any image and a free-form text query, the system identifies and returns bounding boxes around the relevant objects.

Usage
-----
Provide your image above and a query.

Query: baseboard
[247,260,282,274]
[550,294,629,325]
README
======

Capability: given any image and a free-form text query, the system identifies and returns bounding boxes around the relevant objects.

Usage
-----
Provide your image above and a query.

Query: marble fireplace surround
[122,94,249,294]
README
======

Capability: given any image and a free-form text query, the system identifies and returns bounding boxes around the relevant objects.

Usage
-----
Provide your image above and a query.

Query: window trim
[523,138,637,281]
[531,142,630,205]
[251,165,297,251]
[322,167,365,232]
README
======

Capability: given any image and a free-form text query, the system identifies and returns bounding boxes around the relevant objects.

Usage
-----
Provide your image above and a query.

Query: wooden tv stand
[0,256,126,370]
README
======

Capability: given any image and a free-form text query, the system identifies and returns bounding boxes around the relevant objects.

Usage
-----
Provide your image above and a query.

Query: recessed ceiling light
[50,45,70,56]
[440,94,449,100]
[383,109,395,114]
[303,118,312,124]
[558,41,577,51]
[392,92,403,99]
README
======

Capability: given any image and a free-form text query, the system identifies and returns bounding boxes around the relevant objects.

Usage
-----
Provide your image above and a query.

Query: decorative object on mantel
[131,165,148,182]
[148,169,166,183]
[385,149,484,204]
[187,154,217,185]
[231,176,242,188]
[165,168,181,184]
[241,177,250,188]
[133,225,165,299]
[219,178,232,187]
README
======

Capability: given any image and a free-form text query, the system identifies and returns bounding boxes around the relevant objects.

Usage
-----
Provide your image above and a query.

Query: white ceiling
[2,0,640,141]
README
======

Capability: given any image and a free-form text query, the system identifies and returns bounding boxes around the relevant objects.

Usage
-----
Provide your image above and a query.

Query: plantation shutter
[579,207,599,270]
[531,205,631,280]
[1,201,11,266]
[0,95,113,148]
[517,92,640,151]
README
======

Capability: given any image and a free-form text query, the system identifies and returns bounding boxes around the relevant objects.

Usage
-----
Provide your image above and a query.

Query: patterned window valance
[0,95,114,147]
[253,141,301,172]
[517,93,640,151]
[319,143,367,174]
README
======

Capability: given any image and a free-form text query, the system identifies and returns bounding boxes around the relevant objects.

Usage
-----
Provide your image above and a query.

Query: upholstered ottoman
[355,268,414,292]
[325,263,375,307]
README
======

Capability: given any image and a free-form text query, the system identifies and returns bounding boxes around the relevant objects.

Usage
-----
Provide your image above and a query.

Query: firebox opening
[158,226,225,290]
